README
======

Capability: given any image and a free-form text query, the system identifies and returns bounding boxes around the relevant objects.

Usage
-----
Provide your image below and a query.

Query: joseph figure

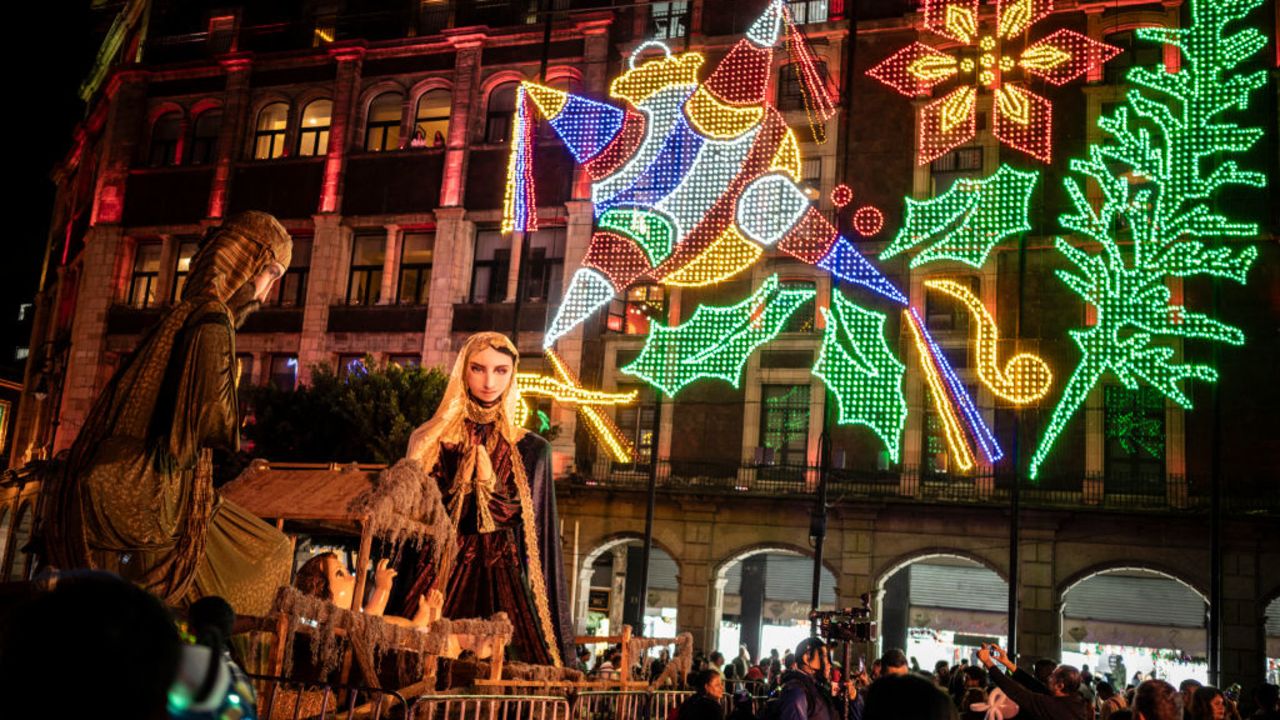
[43,211,294,615]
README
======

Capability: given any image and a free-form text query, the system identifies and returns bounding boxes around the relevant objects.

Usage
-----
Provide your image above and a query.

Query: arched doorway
[875,554,1008,669]
[1059,568,1208,686]
[1266,596,1280,685]
[712,548,837,662]
[576,537,680,640]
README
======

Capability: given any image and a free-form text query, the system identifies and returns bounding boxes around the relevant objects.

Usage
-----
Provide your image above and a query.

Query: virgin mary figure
[385,332,573,665]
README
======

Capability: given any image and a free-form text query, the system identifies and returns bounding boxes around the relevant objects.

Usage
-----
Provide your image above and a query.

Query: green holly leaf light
[622,274,817,397]
[812,291,908,461]
[880,164,1039,269]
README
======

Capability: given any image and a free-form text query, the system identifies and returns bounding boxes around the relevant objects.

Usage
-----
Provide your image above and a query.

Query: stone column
[379,224,402,304]
[56,227,126,450]
[674,505,715,651]
[1015,523,1060,662]
[155,235,177,305]
[422,208,475,367]
[207,56,251,220]
[318,45,366,214]
[739,555,768,660]
[438,32,486,208]
[1219,542,1267,692]
[89,71,149,227]
[609,545,628,632]
[297,214,351,383]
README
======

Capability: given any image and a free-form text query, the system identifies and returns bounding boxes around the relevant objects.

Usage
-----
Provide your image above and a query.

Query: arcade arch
[874,553,1009,669]
[711,546,838,662]
[575,535,681,641]
[1059,567,1209,686]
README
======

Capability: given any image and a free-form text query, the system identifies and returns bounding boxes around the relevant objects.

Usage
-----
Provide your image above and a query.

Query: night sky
[4,4,98,381]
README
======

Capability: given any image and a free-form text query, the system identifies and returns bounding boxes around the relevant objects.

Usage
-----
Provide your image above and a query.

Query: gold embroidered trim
[510,451,563,667]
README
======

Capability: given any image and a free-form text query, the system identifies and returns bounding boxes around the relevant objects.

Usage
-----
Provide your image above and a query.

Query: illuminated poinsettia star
[867,0,1120,163]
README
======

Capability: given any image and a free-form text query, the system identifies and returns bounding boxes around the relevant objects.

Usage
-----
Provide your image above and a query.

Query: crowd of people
[650,640,1280,720]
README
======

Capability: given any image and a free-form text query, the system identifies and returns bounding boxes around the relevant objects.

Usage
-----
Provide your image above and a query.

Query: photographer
[777,638,864,720]
[978,643,1089,720]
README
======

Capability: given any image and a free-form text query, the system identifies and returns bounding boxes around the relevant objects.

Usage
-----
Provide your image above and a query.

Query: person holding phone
[978,642,1090,720]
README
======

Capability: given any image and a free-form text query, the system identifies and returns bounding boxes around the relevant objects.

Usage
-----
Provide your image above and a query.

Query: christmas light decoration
[622,274,817,397]
[910,307,1004,464]
[924,279,1053,404]
[881,164,1038,269]
[501,88,539,233]
[851,206,885,237]
[546,349,637,463]
[517,373,638,407]
[865,0,1119,163]
[812,292,908,460]
[1028,0,1267,479]
[904,307,976,471]
[830,184,854,208]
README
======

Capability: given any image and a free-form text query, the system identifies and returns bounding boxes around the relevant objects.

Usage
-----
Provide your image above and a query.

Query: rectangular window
[170,239,200,302]
[923,409,949,475]
[269,354,298,390]
[760,385,811,471]
[614,384,657,468]
[269,237,312,307]
[1104,386,1166,490]
[298,124,330,157]
[388,354,421,369]
[520,228,566,303]
[607,285,666,336]
[650,1,688,40]
[778,62,829,112]
[1104,31,1163,85]
[470,231,511,303]
[346,234,386,306]
[337,354,368,381]
[397,232,434,305]
[801,158,822,187]
[127,242,162,308]
[781,280,817,333]
[930,146,984,195]
[924,276,977,333]
[235,353,255,388]
[787,0,828,24]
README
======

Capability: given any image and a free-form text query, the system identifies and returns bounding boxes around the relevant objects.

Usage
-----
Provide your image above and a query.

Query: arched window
[298,99,333,156]
[253,102,289,159]
[365,92,404,152]
[7,503,32,582]
[148,111,182,167]
[485,82,519,144]
[413,89,451,148]
[188,110,222,165]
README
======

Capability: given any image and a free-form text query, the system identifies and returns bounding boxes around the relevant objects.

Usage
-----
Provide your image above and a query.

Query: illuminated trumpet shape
[924,279,1053,404]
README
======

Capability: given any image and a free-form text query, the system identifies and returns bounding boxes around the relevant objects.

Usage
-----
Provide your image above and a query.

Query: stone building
[4,0,1278,696]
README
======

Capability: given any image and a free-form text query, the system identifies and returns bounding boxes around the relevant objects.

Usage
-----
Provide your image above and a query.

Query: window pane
[415,90,451,148]
[369,93,403,123]
[352,235,386,266]
[401,233,434,264]
[290,237,313,269]
[257,103,289,131]
[761,385,810,469]
[133,243,162,272]
[269,355,298,390]
[389,354,421,368]
[302,99,332,128]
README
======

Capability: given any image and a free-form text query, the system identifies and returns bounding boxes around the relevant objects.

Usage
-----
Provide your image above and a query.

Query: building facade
[5,0,1278,696]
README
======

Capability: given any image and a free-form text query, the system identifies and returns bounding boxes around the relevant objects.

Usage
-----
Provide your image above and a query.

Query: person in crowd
[650,648,671,681]
[679,669,726,720]
[779,638,847,720]
[573,647,593,673]
[1134,680,1179,720]
[978,643,1089,720]
[954,666,989,709]
[170,595,258,719]
[1250,684,1280,720]
[911,657,922,673]
[784,653,798,673]
[728,691,757,720]
[0,571,182,719]
[731,646,753,683]
[710,652,727,676]
[1099,682,1129,720]
[959,687,989,720]
[863,674,957,720]
[1034,659,1060,690]
[1190,686,1231,720]
[880,648,910,677]
[1181,681,1205,720]
[936,660,953,686]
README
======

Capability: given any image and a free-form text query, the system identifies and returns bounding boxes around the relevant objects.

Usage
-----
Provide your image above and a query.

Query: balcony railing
[563,460,1278,516]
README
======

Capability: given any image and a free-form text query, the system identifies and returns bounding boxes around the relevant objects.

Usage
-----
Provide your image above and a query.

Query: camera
[809,594,876,643]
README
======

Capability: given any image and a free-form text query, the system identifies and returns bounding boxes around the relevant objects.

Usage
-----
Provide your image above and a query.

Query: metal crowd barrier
[413,694,572,720]
[249,673,409,720]
[572,690,693,720]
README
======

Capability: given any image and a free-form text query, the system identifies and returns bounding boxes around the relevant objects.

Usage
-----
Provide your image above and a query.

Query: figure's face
[1210,695,1225,720]
[252,261,287,302]
[705,673,724,700]
[324,555,356,610]
[465,346,515,405]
